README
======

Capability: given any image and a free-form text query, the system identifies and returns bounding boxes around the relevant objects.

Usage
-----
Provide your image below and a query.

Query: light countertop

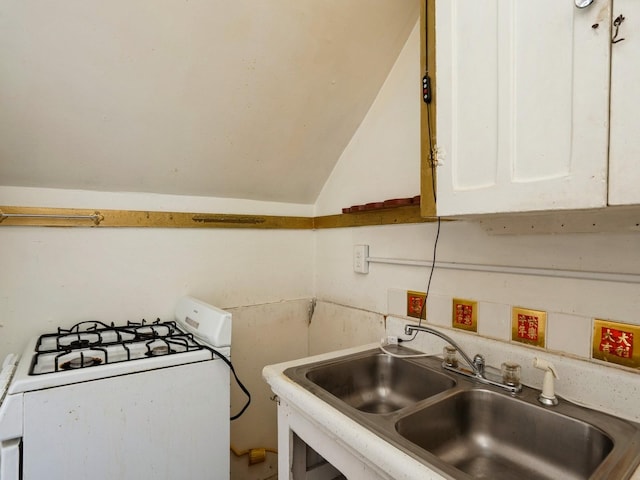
[264,343,455,480]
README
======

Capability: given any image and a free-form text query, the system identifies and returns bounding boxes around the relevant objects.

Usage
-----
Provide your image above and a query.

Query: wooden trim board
[0,204,437,230]
[420,0,437,217]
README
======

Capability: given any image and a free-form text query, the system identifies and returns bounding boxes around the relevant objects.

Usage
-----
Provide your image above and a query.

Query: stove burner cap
[70,356,94,369]
[62,356,102,370]
[69,339,91,349]
[149,345,171,356]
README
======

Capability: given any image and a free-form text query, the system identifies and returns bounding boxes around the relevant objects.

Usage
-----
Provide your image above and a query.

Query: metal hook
[612,14,626,44]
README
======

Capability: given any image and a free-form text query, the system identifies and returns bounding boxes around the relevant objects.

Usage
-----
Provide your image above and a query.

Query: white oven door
[22,359,229,480]
[0,354,20,480]
[0,439,19,480]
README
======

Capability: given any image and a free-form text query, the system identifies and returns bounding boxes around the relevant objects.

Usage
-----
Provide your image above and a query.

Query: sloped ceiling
[0,0,420,204]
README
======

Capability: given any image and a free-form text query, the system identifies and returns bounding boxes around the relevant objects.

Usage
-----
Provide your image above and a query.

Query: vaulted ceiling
[0,0,420,203]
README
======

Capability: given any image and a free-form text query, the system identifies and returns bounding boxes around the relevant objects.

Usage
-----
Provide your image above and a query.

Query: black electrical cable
[203,345,251,421]
[424,0,437,206]
[400,216,440,344]
[420,216,440,327]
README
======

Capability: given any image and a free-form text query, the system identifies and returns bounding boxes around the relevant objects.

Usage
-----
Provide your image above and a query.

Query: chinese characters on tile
[599,327,633,359]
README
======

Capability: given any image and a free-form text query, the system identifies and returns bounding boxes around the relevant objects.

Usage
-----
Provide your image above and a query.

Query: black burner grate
[30,319,210,375]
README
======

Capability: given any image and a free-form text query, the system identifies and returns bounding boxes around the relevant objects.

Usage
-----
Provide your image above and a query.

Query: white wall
[0,185,314,215]
[0,0,418,204]
[0,188,314,361]
[314,22,640,379]
[228,300,311,480]
[0,189,315,480]
[314,22,422,216]
[0,227,313,352]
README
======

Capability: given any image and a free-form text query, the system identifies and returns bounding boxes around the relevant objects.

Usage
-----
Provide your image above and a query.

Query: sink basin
[282,347,640,479]
[396,389,613,480]
[304,353,455,413]
[285,349,456,414]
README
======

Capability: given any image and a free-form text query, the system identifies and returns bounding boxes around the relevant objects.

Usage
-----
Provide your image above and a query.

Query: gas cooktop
[31,319,207,375]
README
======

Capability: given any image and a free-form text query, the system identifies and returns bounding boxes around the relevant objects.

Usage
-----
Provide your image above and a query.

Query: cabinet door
[436,0,611,215]
[608,0,639,205]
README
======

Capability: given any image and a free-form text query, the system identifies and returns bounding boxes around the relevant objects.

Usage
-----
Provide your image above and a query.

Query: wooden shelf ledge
[0,205,437,230]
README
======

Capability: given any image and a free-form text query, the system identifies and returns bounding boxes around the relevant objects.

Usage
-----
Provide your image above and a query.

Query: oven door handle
[0,438,21,480]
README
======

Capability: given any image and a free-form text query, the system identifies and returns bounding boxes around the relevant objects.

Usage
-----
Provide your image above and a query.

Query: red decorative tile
[452,298,477,332]
[512,307,546,347]
[593,320,640,369]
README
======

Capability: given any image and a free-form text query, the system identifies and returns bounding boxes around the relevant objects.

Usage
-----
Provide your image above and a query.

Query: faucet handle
[501,362,522,388]
[473,354,485,376]
[443,346,458,367]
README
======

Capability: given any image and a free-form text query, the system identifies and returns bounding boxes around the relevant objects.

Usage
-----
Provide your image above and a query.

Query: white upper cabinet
[435,0,612,215]
[609,0,640,205]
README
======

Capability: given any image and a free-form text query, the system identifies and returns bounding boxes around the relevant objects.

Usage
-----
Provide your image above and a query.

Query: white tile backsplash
[387,288,406,317]
[547,312,592,358]
[387,288,638,378]
[477,301,511,340]
[426,293,451,327]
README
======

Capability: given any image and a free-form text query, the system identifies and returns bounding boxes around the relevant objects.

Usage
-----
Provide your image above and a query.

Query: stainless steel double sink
[284,346,640,480]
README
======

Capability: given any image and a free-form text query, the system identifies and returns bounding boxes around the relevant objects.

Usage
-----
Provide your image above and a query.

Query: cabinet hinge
[429,145,443,167]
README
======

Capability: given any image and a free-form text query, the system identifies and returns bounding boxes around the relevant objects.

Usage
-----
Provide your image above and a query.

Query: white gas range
[0,297,237,480]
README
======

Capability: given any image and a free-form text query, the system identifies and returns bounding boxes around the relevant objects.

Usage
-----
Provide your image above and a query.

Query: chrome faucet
[404,324,522,394]
[404,324,483,375]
